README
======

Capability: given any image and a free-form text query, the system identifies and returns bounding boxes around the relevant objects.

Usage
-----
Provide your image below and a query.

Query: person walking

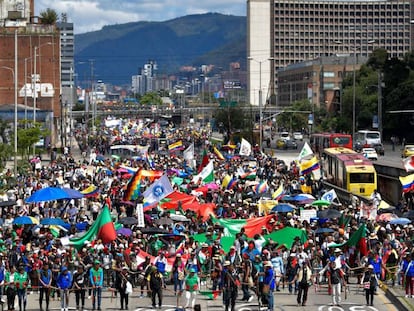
[183,268,200,310]
[5,266,17,311]
[89,260,104,311]
[57,266,72,311]
[262,262,275,311]
[172,254,185,295]
[291,261,312,306]
[38,262,52,311]
[148,266,164,309]
[361,265,378,306]
[115,266,132,310]
[72,265,87,311]
[403,252,414,298]
[222,262,239,311]
[14,265,29,311]
[328,261,346,307]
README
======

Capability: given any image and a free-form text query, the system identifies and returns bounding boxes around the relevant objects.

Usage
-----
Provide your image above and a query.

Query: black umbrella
[140,227,170,234]
[155,217,173,226]
[118,217,138,225]
[314,227,335,234]
[317,209,342,219]
[403,210,414,220]
[0,201,16,207]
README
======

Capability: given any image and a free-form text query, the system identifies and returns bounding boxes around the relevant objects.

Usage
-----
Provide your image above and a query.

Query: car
[293,132,304,141]
[362,147,378,161]
[402,144,414,158]
[279,132,291,141]
[373,143,384,156]
[276,138,286,149]
[284,139,298,150]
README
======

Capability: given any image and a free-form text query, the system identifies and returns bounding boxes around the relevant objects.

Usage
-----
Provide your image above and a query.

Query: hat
[122,266,129,270]
[264,262,272,268]
[190,268,196,273]
[369,233,378,239]
[230,246,236,250]
[176,253,182,257]
[368,264,374,269]
[334,248,342,253]
[201,243,208,248]
[94,260,100,264]
[269,219,275,223]
[61,266,68,272]
[223,260,231,266]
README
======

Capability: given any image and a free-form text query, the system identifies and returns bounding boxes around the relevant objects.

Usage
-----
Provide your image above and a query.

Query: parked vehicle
[293,132,304,141]
[279,131,291,141]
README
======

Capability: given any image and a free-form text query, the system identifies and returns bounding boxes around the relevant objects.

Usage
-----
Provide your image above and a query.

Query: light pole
[248,57,274,151]
[1,65,17,176]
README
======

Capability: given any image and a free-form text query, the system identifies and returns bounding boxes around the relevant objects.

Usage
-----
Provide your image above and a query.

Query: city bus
[322,147,377,198]
[310,133,353,155]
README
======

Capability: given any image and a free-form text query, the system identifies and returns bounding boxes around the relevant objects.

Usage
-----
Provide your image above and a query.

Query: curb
[383,285,414,311]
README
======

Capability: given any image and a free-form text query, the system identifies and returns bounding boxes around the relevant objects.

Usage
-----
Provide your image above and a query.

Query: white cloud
[35,0,245,34]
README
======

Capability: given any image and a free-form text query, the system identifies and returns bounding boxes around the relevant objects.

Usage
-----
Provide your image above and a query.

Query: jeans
[331,283,342,305]
[75,289,85,309]
[60,289,70,309]
[406,276,414,296]
[7,287,16,311]
[16,288,26,311]
[92,287,102,309]
[241,283,251,300]
[223,288,237,311]
[173,272,183,293]
[297,282,309,305]
[287,273,297,294]
[39,287,50,310]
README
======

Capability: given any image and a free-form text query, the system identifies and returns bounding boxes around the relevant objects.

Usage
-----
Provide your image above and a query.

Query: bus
[322,147,377,198]
[310,133,353,155]
[355,130,381,148]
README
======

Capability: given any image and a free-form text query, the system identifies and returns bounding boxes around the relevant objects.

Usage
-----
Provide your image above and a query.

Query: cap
[176,253,182,257]
[368,264,374,269]
[61,266,68,272]
[230,246,236,250]
[190,268,196,273]
[334,248,342,253]
[223,261,231,266]
[94,260,100,264]
[201,243,208,248]
[122,266,129,270]
[264,262,272,268]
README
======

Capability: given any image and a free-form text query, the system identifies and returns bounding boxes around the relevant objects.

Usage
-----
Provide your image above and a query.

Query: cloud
[35,0,245,34]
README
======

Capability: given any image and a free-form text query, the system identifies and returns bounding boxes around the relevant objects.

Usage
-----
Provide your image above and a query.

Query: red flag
[198,149,209,173]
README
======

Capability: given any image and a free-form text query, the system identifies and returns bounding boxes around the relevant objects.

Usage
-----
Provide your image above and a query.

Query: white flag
[183,143,194,166]
[298,142,314,161]
[143,174,174,204]
[192,160,214,183]
[321,189,338,202]
[239,138,252,156]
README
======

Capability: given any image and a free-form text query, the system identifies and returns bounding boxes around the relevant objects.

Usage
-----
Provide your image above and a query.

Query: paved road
[16,280,398,311]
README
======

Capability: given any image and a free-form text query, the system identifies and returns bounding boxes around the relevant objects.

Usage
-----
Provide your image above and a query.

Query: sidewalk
[381,282,414,311]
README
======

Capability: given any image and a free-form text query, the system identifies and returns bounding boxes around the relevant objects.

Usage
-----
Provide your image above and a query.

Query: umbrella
[117,227,132,237]
[25,187,83,203]
[120,200,135,206]
[0,201,16,207]
[170,214,190,222]
[40,218,68,226]
[140,227,169,234]
[404,210,414,220]
[205,183,219,190]
[312,200,332,207]
[118,217,138,226]
[155,217,174,226]
[13,216,39,225]
[96,155,105,161]
[314,227,335,234]
[389,217,411,225]
[271,203,296,213]
[317,209,342,219]
[111,155,121,161]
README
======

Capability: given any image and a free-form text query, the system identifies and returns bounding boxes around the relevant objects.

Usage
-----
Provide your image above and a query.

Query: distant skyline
[35,0,246,34]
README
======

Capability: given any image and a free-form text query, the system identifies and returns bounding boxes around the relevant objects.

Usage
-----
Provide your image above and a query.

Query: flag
[123,169,142,201]
[67,205,116,249]
[183,143,194,164]
[146,152,155,169]
[213,146,225,161]
[192,160,214,183]
[237,167,257,180]
[199,290,220,300]
[272,182,285,200]
[299,156,320,175]
[258,199,278,215]
[403,156,414,172]
[239,138,252,156]
[222,175,237,190]
[212,215,274,238]
[321,189,338,202]
[329,223,368,256]
[253,180,269,194]
[80,185,100,197]
[400,174,414,193]
[143,174,174,204]
[223,141,237,149]
[339,214,351,229]
[298,142,314,161]
[198,149,209,173]
[168,140,184,152]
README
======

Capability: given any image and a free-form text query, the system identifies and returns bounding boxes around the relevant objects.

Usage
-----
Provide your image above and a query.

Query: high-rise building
[248,0,414,107]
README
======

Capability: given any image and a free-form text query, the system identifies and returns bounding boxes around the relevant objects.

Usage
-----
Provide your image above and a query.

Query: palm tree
[39,8,58,25]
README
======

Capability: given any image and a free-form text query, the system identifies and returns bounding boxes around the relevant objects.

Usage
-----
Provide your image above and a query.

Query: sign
[136,203,145,227]
[300,209,317,223]
[308,113,314,125]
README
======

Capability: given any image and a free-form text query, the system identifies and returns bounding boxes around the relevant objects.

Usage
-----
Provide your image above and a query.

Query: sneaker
[248,296,254,302]
[406,295,410,298]
[140,294,144,298]
[88,296,92,299]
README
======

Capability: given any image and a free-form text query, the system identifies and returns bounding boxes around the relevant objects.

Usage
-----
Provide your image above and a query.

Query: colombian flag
[272,182,285,200]
[400,174,414,193]
[222,175,237,190]
[81,185,100,198]
[168,140,184,152]
[299,156,320,175]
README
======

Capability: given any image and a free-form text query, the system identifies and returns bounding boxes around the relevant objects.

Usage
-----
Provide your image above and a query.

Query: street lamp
[248,57,274,151]
[1,65,17,176]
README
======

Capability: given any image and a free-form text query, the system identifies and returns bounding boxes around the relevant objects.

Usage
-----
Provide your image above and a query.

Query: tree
[39,8,58,25]
[140,92,163,106]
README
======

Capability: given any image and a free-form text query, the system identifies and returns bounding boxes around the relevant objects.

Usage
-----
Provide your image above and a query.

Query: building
[247,0,414,108]
[131,60,158,95]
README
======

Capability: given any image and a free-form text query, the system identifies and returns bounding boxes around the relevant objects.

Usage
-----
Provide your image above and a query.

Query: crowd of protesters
[0,119,411,311]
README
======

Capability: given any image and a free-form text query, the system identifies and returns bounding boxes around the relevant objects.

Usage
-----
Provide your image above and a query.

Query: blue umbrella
[117,227,132,237]
[25,187,84,203]
[271,203,296,213]
[314,227,335,234]
[389,217,411,225]
[13,216,39,225]
[40,218,68,227]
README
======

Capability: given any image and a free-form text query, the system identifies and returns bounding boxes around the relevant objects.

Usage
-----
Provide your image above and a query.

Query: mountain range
[74,13,246,86]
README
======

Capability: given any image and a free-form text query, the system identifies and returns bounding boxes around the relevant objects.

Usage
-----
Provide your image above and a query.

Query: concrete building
[247,0,414,108]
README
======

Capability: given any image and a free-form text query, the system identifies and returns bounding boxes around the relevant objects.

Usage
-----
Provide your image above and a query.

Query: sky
[35,0,246,34]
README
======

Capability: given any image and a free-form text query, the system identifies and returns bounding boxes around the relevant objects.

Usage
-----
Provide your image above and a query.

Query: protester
[56,266,72,311]
[172,253,185,295]
[148,266,164,309]
[38,262,52,311]
[327,261,346,307]
[262,262,275,311]
[115,266,131,310]
[89,260,103,311]
[291,261,312,306]
[5,265,17,311]
[15,265,29,311]
[222,262,239,311]
[183,268,200,310]
[72,265,87,311]
[361,264,378,306]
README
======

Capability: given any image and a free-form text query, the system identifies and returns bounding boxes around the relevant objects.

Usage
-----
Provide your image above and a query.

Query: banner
[137,203,145,227]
